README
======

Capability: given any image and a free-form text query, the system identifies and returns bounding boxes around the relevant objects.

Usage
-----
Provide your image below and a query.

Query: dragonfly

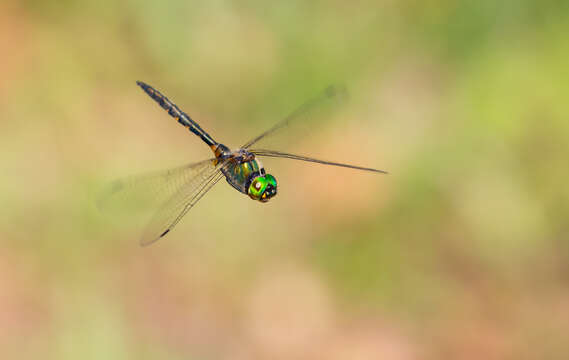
[104,81,387,246]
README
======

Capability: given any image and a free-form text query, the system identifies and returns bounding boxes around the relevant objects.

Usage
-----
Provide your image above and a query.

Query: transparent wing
[98,158,217,212]
[250,149,388,174]
[242,85,348,149]
[139,160,228,246]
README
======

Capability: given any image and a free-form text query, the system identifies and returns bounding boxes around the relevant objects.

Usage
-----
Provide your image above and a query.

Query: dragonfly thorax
[219,148,278,202]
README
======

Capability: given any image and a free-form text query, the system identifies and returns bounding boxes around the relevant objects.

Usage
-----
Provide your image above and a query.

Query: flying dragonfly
[103,81,387,246]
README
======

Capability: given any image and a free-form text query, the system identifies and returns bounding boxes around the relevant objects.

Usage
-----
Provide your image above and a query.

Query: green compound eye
[265,174,277,188]
[248,176,268,200]
[260,174,277,202]
[248,174,278,202]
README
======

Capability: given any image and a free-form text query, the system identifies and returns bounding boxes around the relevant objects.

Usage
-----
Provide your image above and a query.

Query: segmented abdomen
[136,81,217,147]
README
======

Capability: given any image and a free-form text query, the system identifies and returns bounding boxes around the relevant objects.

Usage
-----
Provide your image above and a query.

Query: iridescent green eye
[248,174,278,202]
[265,174,277,188]
[248,176,268,200]
[260,174,277,202]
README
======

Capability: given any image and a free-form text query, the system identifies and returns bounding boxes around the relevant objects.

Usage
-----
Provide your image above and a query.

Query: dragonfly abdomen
[137,81,217,147]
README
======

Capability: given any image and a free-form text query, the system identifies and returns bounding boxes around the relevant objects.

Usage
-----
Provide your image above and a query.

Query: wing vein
[242,85,347,149]
[250,149,388,174]
[139,160,228,246]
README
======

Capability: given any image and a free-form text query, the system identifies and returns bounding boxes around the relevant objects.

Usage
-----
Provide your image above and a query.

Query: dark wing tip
[139,229,170,247]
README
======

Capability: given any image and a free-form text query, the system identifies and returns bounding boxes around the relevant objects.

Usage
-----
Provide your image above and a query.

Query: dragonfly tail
[137,81,218,147]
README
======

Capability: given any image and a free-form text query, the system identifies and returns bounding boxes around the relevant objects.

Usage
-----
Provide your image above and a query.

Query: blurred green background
[2,0,569,359]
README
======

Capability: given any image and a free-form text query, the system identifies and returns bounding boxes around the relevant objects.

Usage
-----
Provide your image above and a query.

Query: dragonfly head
[248,174,277,202]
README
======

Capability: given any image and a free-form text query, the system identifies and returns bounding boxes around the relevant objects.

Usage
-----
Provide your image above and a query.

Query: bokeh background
[2,1,569,359]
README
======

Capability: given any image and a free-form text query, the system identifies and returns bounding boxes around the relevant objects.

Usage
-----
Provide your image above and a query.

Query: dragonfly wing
[139,160,228,246]
[242,85,348,149]
[250,149,388,174]
[98,158,217,212]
